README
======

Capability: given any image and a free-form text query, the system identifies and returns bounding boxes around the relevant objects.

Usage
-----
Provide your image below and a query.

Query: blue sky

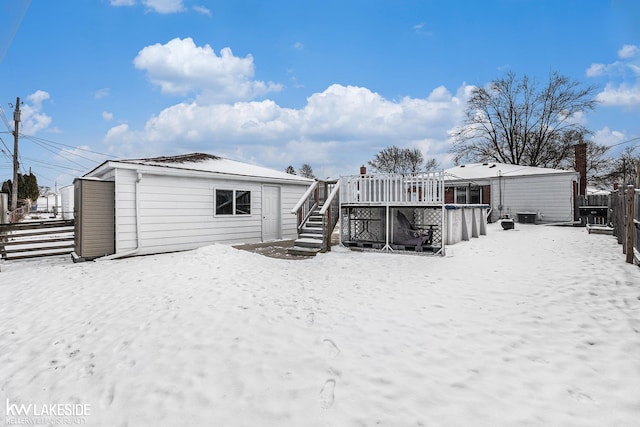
[0,0,639,189]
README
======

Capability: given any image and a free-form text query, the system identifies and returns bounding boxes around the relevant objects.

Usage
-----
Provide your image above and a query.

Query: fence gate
[0,219,75,261]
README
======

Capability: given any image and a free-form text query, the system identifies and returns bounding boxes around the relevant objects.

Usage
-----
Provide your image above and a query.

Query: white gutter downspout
[99,171,142,260]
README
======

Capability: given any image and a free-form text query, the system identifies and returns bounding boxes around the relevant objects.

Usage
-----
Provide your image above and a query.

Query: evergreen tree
[1,172,40,203]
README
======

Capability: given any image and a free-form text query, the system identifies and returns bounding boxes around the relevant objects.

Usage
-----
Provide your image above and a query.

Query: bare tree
[597,147,640,187]
[299,163,315,179]
[558,138,612,185]
[368,146,439,173]
[451,71,598,167]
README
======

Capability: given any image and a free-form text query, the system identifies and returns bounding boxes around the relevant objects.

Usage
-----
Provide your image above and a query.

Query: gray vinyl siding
[112,169,308,255]
[489,174,577,223]
[281,184,305,238]
[74,179,115,258]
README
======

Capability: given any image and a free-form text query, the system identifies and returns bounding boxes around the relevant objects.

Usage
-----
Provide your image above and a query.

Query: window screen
[235,191,251,215]
[215,189,251,215]
[469,186,481,204]
[215,190,234,215]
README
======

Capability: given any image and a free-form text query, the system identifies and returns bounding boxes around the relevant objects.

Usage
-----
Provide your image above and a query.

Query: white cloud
[102,111,114,121]
[20,90,53,135]
[293,42,304,50]
[133,37,282,103]
[110,0,136,6]
[413,22,433,36]
[589,45,640,108]
[95,88,110,99]
[142,0,184,14]
[27,90,50,107]
[586,63,606,77]
[593,126,627,147]
[193,5,211,16]
[596,82,640,106]
[618,44,639,59]
[103,83,471,177]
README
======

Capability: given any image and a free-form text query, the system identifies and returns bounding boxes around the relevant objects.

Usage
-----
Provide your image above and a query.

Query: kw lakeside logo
[5,399,91,425]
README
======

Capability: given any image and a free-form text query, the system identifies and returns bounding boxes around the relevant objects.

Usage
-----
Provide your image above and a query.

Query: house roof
[88,153,313,183]
[444,162,579,182]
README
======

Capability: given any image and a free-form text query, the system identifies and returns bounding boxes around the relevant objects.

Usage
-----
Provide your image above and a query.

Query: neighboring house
[444,163,580,224]
[59,184,74,220]
[35,193,59,213]
[73,153,313,260]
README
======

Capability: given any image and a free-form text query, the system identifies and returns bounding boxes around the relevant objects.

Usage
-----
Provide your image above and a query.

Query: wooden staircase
[287,204,325,256]
[288,180,340,257]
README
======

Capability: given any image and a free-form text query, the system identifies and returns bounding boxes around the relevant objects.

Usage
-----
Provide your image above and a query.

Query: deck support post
[382,204,392,251]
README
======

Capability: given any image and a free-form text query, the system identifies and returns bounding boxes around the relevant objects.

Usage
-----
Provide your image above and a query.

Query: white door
[262,185,281,241]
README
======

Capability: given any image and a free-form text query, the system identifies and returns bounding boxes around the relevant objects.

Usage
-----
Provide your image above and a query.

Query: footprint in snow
[319,379,336,409]
[101,384,115,407]
[323,338,340,358]
[306,312,315,326]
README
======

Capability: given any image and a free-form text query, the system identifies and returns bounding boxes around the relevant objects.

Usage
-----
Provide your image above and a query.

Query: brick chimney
[574,141,587,196]
[360,165,367,175]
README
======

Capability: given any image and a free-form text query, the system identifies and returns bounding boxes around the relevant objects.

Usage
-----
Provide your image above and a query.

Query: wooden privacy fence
[0,219,75,261]
[610,185,640,265]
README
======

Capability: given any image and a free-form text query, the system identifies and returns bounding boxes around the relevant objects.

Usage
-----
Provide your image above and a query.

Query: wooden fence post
[626,185,634,264]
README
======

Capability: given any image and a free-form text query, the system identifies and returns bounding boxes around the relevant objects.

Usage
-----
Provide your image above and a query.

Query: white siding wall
[60,185,74,220]
[281,183,303,238]
[489,174,576,223]
[113,169,308,255]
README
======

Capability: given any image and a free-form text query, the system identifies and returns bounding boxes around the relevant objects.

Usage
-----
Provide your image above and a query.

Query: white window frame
[455,186,482,204]
[214,189,252,216]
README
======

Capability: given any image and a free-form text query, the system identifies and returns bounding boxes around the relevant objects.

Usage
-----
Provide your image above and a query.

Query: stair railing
[291,179,341,251]
[291,181,320,232]
[319,180,340,251]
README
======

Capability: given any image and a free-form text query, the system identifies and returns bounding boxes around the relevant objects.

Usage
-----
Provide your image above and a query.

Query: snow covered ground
[1,223,639,426]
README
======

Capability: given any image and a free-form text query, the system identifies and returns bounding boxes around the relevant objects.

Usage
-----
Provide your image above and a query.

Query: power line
[21,156,86,173]
[605,136,640,150]
[21,134,113,159]
[0,135,13,156]
[0,106,13,132]
[25,137,89,170]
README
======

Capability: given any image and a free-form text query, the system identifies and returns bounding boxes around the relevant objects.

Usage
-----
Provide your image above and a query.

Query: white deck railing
[340,171,444,205]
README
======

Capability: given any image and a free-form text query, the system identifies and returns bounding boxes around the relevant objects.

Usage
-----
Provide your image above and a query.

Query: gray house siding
[488,174,577,223]
[74,179,115,258]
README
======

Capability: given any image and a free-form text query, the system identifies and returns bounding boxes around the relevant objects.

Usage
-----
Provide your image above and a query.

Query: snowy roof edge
[84,153,313,184]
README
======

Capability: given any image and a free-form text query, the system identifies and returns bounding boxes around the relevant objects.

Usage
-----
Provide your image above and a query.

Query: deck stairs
[288,204,325,256]
[287,180,340,257]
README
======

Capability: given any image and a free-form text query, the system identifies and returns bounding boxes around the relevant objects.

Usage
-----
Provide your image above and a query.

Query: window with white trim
[455,186,481,204]
[215,189,251,215]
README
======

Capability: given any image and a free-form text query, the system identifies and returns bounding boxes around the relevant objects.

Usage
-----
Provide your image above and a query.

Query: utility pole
[11,97,21,213]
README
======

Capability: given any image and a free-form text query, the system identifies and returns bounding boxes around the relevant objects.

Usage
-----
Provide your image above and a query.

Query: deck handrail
[319,181,340,215]
[291,181,319,214]
[291,179,340,252]
[340,171,444,205]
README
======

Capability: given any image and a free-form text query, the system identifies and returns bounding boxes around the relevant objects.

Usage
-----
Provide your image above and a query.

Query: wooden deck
[338,173,446,255]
